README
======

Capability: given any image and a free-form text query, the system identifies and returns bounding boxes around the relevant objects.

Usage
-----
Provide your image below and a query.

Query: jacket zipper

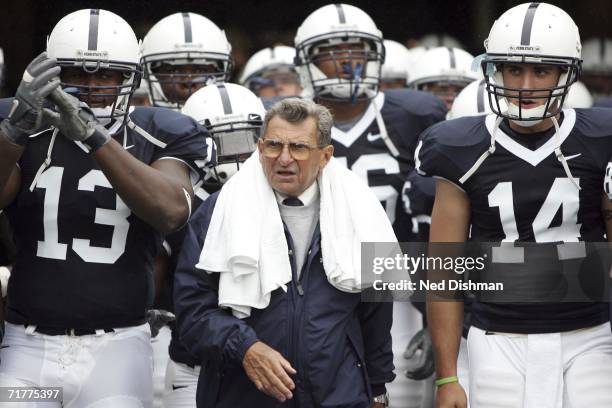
[287,244,299,407]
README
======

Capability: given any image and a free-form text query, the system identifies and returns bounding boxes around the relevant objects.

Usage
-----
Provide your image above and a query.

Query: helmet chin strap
[460,114,580,190]
[552,115,580,190]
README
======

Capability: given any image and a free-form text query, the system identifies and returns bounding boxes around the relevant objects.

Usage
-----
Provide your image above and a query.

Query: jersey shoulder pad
[572,108,612,169]
[416,115,489,187]
[592,97,612,108]
[573,108,612,138]
[0,98,14,120]
[383,88,447,122]
[129,107,213,179]
[129,106,203,144]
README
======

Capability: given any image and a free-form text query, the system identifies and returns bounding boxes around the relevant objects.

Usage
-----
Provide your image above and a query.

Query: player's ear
[319,144,333,168]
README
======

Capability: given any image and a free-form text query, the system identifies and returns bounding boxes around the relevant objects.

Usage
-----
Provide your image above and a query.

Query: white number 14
[488,178,581,243]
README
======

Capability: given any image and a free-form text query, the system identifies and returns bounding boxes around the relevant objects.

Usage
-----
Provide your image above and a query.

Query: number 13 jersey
[417,108,612,333]
[3,104,212,329]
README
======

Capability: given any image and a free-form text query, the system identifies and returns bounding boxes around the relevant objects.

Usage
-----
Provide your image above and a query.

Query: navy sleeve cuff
[226,327,259,363]
[371,383,387,397]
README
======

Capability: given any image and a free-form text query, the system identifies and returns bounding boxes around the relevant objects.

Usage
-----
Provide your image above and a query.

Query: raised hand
[0,52,61,145]
[43,87,110,152]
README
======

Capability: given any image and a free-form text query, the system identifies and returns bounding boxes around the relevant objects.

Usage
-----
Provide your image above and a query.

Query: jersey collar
[485,109,576,167]
[331,92,385,148]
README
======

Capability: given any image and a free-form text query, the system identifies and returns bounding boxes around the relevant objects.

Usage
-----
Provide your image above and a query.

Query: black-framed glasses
[259,138,328,160]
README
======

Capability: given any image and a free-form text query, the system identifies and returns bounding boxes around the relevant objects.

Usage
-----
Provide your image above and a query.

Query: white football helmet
[141,12,233,109]
[564,81,593,108]
[580,37,612,97]
[408,47,480,95]
[294,3,384,101]
[46,9,141,123]
[239,45,301,96]
[482,3,581,126]
[447,79,492,119]
[381,40,411,87]
[182,83,265,186]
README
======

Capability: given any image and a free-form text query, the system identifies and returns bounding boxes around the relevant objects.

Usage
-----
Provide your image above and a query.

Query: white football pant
[162,359,199,408]
[468,322,612,408]
[151,326,171,408]
[0,322,153,408]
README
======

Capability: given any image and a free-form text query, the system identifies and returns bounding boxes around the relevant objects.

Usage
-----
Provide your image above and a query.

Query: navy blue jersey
[0,213,15,266]
[403,170,436,242]
[417,109,612,333]
[3,102,213,329]
[593,97,612,108]
[331,89,446,241]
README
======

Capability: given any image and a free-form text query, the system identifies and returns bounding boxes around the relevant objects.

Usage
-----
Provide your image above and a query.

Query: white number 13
[36,166,130,264]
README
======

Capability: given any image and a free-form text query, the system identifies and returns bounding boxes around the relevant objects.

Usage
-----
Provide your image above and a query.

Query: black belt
[26,325,115,336]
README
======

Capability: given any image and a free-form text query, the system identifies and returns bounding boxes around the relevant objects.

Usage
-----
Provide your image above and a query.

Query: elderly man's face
[259,116,333,197]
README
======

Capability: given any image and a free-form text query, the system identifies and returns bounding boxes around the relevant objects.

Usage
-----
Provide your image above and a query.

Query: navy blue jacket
[174,192,395,408]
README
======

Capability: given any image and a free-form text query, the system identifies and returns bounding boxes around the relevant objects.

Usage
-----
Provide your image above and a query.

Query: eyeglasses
[259,138,328,160]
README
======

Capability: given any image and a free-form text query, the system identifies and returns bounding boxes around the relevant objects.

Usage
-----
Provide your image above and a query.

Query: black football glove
[146,309,175,338]
[42,87,110,152]
[404,328,435,380]
[0,52,60,145]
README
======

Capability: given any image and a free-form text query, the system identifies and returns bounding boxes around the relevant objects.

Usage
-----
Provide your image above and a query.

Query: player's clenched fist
[436,382,468,408]
[243,341,296,402]
[0,52,60,145]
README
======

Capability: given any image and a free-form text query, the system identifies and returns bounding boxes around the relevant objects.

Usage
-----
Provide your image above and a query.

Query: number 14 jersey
[417,108,612,333]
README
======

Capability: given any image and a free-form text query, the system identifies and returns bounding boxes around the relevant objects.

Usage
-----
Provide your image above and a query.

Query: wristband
[435,376,459,387]
[83,126,111,153]
[0,120,29,146]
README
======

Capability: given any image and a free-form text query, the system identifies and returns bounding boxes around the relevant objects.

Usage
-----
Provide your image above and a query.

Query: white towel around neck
[196,151,399,318]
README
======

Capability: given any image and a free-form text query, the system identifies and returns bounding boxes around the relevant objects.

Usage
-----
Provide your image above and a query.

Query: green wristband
[435,376,459,387]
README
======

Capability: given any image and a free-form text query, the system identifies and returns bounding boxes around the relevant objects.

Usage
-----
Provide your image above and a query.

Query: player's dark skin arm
[427,179,470,408]
[93,137,193,234]
[602,194,612,242]
[0,137,24,210]
[153,252,170,301]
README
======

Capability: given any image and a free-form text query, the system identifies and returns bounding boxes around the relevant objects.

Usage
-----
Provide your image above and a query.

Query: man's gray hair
[263,98,333,145]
